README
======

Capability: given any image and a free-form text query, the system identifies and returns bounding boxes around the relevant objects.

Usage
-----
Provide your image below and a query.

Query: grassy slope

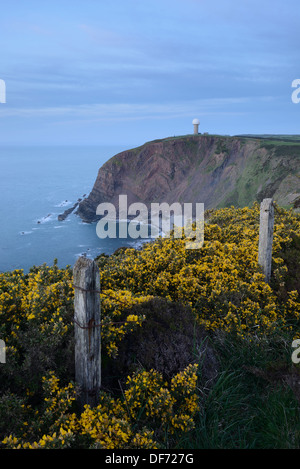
[215,136,300,209]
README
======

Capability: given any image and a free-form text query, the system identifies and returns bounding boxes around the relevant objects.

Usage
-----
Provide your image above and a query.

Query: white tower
[192,118,200,135]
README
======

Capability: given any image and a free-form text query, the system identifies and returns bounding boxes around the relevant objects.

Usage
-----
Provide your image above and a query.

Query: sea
[0,145,149,273]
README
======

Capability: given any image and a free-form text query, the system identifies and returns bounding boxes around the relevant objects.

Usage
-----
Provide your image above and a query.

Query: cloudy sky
[0,0,299,146]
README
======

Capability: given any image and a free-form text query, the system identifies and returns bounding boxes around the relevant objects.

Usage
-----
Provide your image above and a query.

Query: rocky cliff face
[76,135,300,223]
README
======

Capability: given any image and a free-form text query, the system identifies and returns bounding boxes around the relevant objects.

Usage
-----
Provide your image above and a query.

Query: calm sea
[0,145,146,273]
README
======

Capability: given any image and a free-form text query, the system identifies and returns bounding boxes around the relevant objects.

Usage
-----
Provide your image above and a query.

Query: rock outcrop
[76,134,300,223]
[58,196,85,221]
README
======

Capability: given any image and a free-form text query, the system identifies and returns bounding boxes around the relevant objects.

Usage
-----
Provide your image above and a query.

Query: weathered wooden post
[258,198,274,284]
[73,256,101,408]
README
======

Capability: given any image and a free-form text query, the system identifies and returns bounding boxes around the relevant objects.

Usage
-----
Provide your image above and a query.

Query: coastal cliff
[76,134,300,223]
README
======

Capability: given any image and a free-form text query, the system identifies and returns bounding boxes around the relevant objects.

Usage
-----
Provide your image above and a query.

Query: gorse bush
[2,365,200,449]
[99,203,300,338]
[0,204,300,448]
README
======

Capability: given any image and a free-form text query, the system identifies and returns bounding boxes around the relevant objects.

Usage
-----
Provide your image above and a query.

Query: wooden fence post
[73,256,101,408]
[258,198,274,284]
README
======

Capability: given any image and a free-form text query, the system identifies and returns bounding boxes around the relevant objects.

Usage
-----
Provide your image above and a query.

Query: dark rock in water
[58,202,79,221]
[57,193,87,221]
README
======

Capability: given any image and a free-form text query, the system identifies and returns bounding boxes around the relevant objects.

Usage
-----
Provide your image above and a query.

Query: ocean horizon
[0,144,147,273]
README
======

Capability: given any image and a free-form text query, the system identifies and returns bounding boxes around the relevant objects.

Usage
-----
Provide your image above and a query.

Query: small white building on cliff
[192,118,200,134]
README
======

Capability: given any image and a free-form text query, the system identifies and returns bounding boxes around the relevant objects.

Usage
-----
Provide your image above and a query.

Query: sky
[0,0,300,146]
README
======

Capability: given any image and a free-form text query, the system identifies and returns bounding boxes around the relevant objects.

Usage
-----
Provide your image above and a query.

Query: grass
[237,134,300,144]
[177,330,300,449]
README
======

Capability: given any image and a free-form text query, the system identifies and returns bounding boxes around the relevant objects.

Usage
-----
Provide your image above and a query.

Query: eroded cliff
[76,134,300,222]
